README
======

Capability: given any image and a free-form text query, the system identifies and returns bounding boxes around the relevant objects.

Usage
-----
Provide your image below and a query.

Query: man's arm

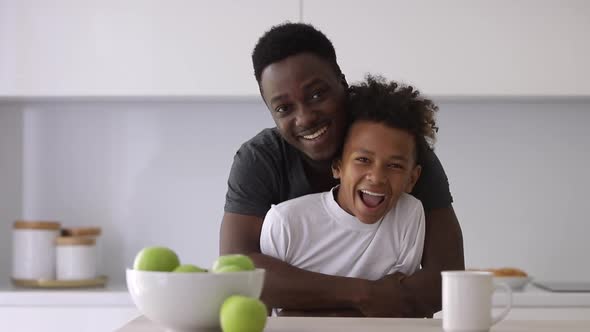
[220,207,463,317]
[399,206,465,317]
[220,212,368,311]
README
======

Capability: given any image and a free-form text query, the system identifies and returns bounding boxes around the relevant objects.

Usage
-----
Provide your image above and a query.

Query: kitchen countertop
[118,316,590,332]
[1,283,590,308]
[0,282,133,306]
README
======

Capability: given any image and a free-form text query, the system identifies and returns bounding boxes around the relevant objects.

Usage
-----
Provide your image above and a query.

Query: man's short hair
[346,75,439,165]
[252,22,342,84]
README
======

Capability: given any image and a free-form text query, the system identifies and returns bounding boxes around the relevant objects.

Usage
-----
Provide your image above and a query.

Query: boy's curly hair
[346,75,439,165]
[252,22,342,84]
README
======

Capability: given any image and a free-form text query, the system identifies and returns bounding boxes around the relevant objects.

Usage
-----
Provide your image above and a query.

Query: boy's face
[332,121,422,224]
[259,53,348,162]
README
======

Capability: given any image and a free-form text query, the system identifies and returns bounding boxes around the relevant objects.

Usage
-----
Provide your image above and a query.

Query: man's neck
[302,157,339,192]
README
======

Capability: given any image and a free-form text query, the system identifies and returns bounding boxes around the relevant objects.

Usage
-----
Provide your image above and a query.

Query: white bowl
[126,268,265,332]
[494,276,531,291]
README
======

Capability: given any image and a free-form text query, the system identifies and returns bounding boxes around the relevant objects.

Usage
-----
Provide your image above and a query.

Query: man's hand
[357,272,412,317]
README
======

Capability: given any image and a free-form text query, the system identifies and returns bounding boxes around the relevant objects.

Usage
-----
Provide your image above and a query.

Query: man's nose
[294,104,319,129]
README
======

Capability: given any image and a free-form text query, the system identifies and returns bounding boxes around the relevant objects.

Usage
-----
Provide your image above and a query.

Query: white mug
[442,271,512,332]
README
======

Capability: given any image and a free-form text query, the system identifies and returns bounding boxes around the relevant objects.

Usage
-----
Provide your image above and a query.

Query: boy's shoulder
[270,191,328,220]
[398,192,423,208]
[385,193,424,224]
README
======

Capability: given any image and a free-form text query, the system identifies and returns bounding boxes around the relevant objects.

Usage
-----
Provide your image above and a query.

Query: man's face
[260,53,348,162]
[332,121,422,224]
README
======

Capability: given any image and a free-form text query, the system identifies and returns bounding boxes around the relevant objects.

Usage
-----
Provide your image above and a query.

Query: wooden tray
[11,275,108,289]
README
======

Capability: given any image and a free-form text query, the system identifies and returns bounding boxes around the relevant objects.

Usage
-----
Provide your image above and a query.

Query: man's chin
[302,151,337,164]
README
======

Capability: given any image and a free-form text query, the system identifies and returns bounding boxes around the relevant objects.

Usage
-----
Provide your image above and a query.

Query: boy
[260,75,436,282]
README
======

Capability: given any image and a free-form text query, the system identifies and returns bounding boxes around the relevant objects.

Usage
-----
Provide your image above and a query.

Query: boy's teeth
[303,126,328,140]
[360,190,385,197]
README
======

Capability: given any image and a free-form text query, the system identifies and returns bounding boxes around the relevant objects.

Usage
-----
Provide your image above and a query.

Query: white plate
[494,276,531,291]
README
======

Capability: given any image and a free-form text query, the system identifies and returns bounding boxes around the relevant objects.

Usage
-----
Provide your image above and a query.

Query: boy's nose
[366,167,387,184]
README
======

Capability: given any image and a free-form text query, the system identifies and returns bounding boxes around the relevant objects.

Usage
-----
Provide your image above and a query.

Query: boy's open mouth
[358,189,386,208]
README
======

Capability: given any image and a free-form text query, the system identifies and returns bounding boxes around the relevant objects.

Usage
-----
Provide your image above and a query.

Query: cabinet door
[0,306,140,332]
[304,0,590,97]
[0,0,299,97]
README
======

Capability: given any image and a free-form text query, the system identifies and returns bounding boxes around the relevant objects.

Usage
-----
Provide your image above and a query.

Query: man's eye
[310,88,328,101]
[388,163,403,169]
[275,105,289,113]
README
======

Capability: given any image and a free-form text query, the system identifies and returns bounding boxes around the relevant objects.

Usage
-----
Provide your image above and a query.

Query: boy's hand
[358,272,413,317]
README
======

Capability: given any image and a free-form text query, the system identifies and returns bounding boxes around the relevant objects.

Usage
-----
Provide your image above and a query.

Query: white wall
[1,99,589,285]
[0,107,23,281]
[436,99,590,281]
[18,100,274,285]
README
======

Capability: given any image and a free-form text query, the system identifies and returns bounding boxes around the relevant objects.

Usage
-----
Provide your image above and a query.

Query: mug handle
[491,282,513,325]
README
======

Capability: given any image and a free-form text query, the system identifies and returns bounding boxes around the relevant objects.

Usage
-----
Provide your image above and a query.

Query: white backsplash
[1,98,589,285]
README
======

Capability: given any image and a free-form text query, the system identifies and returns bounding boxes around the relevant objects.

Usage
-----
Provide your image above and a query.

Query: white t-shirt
[260,187,425,280]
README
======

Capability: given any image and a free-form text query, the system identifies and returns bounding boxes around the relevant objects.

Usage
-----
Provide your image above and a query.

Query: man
[220,22,464,317]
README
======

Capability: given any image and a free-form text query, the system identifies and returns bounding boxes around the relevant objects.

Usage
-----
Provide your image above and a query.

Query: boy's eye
[355,157,370,163]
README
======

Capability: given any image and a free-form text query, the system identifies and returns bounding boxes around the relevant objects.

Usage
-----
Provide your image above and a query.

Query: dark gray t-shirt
[224,128,453,218]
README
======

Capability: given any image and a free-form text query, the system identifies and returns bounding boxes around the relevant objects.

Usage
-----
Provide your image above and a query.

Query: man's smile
[299,123,330,141]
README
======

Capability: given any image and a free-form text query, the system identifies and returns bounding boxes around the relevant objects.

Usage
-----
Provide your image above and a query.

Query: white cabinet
[304,0,590,97]
[0,0,299,97]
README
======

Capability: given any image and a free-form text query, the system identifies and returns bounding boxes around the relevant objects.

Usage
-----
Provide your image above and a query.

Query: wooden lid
[56,236,96,246]
[61,227,101,237]
[13,220,61,230]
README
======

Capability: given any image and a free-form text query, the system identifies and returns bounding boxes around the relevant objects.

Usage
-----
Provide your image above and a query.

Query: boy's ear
[332,158,342,179]
[405,165,422,193]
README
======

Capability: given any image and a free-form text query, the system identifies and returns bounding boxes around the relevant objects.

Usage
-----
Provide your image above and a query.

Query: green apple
[220,295,267,332]
[173,264,207,273]
[213,265,244,273]
[133,246,180,272]
[212,254,255,273]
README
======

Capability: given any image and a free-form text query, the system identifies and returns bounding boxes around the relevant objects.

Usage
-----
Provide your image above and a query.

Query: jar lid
[61,227,102,237]
[13,220,61,230]
[55,236,96,246]
[56,236,96,246]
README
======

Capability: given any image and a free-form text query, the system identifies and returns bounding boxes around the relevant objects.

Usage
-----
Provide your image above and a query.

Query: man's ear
[405,165,422,193]
[332,158,342,179]
[340,74,348,89]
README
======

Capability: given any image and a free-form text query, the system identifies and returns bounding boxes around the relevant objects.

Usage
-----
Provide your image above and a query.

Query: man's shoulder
[231,128,290,171]
[239,128,287,153]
